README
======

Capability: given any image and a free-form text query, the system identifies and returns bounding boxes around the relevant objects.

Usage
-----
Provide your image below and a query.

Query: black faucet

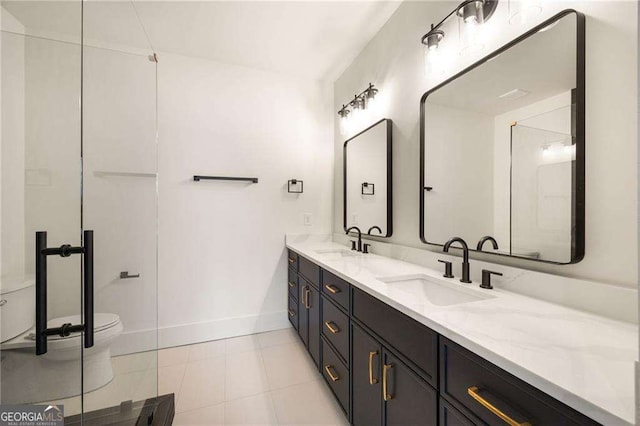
[443,237,471,283]
[367,226,382,235]
[477,236,499,252]
[346,226,363,252]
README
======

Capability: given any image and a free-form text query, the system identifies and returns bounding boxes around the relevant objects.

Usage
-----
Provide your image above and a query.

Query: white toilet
[0,280,123,404]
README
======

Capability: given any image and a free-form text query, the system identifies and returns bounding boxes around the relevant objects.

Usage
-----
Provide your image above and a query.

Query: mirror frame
[419,9,585,264]
[344,118,393,237]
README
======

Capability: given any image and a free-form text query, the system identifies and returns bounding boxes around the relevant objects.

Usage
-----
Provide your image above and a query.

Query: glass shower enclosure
[0,1,163,422]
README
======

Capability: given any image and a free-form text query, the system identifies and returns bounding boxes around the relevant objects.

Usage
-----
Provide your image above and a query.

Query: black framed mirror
[420,9,585,264]
[344,118,392,237]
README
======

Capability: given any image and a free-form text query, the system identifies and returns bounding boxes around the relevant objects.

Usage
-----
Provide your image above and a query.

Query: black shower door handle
[35,230,94,355]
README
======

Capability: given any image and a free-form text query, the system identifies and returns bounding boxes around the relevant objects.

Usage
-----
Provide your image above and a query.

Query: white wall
[334,1,638,289]
[157,53,333,348]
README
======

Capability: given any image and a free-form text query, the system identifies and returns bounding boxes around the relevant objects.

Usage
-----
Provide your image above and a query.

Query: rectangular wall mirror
[420,10,585,264]
[344,118,392,237]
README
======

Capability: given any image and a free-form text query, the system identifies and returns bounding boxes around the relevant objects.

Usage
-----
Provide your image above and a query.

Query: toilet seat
[1,313,121,350]
[44,313,120,340]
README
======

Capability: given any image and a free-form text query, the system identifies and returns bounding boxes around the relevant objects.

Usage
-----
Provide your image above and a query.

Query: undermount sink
[314,248,360,258]
[377,274,495,307]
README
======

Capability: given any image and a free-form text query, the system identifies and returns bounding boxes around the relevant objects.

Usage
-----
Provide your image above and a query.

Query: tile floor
[47,327,348,425]
[165,327,348,425]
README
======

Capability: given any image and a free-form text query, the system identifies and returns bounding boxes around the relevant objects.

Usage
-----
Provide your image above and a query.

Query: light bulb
[422,28,445,76]
[338,107,350,136]
[458,1,486,56]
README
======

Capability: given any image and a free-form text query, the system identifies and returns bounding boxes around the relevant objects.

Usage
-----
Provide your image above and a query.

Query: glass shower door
[1,0,84,416]
[1,1,160,422]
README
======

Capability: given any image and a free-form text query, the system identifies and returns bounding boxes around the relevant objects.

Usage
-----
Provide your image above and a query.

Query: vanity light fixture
[420,0,499,73]
[337,83,380,135]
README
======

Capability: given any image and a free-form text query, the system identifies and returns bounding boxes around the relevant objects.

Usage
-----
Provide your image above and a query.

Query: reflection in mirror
[420,10,584,264]
[344,119,392,237]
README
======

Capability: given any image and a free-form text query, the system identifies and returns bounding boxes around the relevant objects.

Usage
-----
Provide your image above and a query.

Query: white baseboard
[111,311,290,355]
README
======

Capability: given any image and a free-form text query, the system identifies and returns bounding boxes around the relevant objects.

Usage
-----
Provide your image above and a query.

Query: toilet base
[0,345,114,404]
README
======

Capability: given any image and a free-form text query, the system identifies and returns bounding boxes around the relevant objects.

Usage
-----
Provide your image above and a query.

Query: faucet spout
[477,236,499,252]
[367,226,382,235]
[346,226,363,252]
[443,237,471,283]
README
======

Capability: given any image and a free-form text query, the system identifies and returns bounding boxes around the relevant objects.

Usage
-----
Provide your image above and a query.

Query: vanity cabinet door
[383,349,438,426]
[298,281,309,347]
[351,323,382,426]
[307,284,321,367]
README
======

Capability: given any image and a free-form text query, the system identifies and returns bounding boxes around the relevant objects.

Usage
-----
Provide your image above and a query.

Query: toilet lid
[29,313,120,340]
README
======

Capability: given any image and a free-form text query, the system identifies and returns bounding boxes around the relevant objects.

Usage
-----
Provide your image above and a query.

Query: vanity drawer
[287,250,298,271]
[321,296,349,363]
[321,270,350,311]
[439,398,479,426]
[288,295,298,331]
[352,287,437,385]
[287,268,298,300]
[440,338,600,426]
[299,256,320,288]
[322,337,350,416]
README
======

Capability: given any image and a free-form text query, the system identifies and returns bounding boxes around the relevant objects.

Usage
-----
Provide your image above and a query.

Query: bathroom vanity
[285,239,635,426]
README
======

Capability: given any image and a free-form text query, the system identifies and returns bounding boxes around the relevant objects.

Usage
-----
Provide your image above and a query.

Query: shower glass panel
[1,0,84,415]
[0,0,159,422]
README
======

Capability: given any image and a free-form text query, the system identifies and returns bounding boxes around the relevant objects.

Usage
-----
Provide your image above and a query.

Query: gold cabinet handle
[324,284,341,294]
[382,363,393,401]
[304,287,311,309]
[288,309,295,317]
[368,351,379,384]
[324,365,340,382]
[467,386,532,426]
[324,321,340,334]
[288,258,296,264]
[288,281,296,288]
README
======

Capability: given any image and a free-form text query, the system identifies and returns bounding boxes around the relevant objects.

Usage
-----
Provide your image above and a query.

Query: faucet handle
[350,240,358,251]
[438,259,454,278]
[480,270,502,289]
[363,243,371,254]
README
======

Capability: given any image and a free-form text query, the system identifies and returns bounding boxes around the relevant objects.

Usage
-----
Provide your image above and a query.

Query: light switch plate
[303,213,313,226]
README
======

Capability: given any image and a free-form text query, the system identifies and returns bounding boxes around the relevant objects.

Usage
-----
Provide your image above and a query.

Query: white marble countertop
[286,237,638,426]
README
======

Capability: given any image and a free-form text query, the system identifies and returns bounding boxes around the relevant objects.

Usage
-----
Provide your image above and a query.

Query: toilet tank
[1,276,35,343]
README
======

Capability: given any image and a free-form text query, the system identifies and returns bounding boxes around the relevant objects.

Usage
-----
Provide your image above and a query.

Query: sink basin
[377,274,495,307]
[314,248,360,258]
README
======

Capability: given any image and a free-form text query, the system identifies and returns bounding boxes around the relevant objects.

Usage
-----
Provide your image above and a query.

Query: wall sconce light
[508,0,542,25]
[336,83,380,136]
[421,25,445,75]
[287,179,303,193]
[338,106,350,135]
[420,0,499,69]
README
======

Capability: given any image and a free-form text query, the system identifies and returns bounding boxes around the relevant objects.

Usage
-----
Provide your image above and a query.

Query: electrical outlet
[304,213,313,226]
[351,214,358,225]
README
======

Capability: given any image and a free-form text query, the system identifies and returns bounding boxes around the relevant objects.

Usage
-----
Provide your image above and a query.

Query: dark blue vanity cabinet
[286,251,601,426]
[289,251,321,368]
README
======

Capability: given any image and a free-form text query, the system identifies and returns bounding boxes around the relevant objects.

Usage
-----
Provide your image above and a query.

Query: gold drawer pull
[325,284,341,294]
[288,309,295,317]
[467,386,532,426]
[368,351,378,384]
[288,258,296,264]
[304,287,311,309]
[324,321,340,334]
[324,365,340,382]
[288,281,296,288]
[383,363,393,401]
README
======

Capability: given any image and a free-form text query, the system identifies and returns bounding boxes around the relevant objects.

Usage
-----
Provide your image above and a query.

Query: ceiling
[2,1,402,81]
